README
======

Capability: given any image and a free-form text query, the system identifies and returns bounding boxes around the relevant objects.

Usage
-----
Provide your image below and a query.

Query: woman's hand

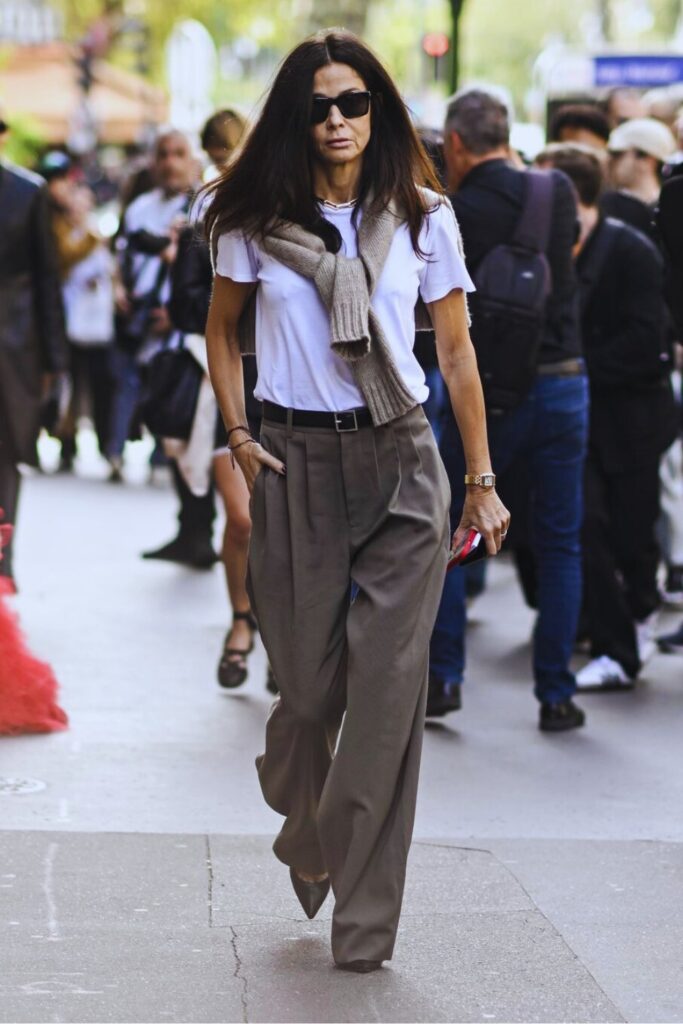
[231,439,286,494]
[452,487,510,557]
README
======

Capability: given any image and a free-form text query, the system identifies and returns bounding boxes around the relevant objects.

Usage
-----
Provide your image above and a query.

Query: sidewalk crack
[205,834,214,928]
[230,925,249,1023]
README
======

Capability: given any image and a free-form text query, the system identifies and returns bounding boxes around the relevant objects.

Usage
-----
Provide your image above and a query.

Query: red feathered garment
[0,517,67,736]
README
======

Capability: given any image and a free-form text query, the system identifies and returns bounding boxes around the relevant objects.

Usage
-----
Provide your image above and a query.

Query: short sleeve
[215,230,260,282]
[418,198,475,304]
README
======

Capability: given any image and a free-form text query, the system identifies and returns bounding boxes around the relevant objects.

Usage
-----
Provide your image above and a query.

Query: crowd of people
[0,75,682,735]
[1,28,683,974]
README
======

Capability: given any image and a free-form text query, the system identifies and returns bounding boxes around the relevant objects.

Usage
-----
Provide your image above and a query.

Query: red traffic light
[422,32,450,59]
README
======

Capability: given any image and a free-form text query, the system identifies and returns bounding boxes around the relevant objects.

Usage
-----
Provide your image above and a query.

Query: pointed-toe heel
[289,866,330,920]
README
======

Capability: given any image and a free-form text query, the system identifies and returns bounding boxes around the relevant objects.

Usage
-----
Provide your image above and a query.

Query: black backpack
[469,171,554,413]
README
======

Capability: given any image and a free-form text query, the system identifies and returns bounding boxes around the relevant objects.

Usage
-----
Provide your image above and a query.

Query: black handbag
[138,340,203,441]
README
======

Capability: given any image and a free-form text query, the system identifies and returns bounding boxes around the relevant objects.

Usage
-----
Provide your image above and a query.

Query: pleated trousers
[247,405,450,964]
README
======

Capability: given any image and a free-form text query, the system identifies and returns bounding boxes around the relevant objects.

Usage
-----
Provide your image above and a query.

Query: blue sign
[594,55,683,87]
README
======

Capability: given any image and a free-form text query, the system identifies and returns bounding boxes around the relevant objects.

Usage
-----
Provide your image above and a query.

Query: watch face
[482,474,494,487]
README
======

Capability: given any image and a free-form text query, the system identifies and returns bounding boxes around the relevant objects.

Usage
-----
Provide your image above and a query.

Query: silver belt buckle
[334,410,359,433]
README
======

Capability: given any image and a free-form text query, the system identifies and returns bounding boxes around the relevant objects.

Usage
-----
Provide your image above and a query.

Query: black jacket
[0,162,67,463]
[450,159,581,365]
[578,216,677,471]
[600,190,657,243]
[169,225,260,422]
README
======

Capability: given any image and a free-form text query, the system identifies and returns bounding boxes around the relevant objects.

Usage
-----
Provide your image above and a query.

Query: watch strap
[464,473,496,487]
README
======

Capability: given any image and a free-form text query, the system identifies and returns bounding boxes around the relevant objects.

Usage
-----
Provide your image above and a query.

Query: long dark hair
[203,30,443,255]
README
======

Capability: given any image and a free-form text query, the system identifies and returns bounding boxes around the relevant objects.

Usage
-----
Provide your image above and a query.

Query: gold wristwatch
[464,473,496,488]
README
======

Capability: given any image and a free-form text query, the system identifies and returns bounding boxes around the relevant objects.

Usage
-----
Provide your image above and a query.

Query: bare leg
[213,452,254,657]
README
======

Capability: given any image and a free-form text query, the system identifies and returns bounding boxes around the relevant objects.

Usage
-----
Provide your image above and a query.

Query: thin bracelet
[225,425,252,444]
[229,437,257,469]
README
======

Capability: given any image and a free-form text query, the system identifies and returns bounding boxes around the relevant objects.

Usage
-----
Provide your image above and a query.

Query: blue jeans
[430,373,589,705]
[108,347,143,458]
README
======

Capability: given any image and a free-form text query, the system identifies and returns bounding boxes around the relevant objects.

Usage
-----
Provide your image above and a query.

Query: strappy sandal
[217,611,258,689]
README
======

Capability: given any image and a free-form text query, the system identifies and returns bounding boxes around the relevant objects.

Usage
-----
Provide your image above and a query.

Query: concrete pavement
[1,452,682,1022]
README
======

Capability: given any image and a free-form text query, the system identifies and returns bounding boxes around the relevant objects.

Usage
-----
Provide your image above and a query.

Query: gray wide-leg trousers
[247,406,450,964]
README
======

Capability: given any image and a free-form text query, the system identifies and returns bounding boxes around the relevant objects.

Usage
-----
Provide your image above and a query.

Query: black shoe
[426,676,462,718]
[108,457,124,483]
[539,699,586,732]
[217,612,257,689]
[141,536,217,569]
[289,866,330,920]
[336,959,383,974]
[657,621,683,653]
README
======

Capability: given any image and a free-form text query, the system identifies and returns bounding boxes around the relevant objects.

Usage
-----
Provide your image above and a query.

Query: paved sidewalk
[1,831,627,1023]
[1,465,682,1022]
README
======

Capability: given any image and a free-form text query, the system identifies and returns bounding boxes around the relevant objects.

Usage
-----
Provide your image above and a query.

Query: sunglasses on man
[310,91,372,125]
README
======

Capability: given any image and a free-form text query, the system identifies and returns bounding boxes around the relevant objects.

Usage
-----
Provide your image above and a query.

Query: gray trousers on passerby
[247,406,450,965]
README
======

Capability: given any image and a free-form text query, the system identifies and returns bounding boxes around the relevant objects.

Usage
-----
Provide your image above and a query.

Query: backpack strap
[512,170,554,254]
[578,218,621,316]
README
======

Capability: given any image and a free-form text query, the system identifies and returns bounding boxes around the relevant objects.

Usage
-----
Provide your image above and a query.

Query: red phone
[447,528,487,572]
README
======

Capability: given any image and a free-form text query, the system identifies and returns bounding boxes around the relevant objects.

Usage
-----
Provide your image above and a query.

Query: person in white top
[59,182,115,466]
[204,30,509,973]
[109,131,195,476]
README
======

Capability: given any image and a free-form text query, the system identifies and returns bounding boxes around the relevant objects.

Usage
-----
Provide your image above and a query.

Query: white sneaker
[636,613,658,665]
[576,655,632,690]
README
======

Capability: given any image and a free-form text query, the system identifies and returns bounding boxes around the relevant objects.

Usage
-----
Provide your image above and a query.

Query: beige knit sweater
[229,195,458,425]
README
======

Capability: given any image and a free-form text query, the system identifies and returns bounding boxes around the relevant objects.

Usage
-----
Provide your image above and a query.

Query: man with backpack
[537,145,676,686]
[428,88,588,732]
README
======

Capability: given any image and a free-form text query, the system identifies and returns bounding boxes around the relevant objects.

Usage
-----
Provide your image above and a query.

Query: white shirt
[121,188,188,302]
[63,243,114,345]
[215,192,474,411]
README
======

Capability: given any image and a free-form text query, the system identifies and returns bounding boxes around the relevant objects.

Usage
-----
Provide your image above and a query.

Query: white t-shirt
[215,192,474,411]
[63,243,114,345]
[121,188,188,302]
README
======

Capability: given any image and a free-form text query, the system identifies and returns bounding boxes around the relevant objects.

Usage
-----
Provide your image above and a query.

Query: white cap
[608,117,677,163]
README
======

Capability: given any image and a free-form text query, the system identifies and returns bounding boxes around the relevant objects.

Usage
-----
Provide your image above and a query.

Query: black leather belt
[262,400,373,432]
[537,358,585,377]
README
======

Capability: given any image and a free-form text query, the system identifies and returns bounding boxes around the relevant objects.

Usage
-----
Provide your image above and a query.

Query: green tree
[306,0,370,36]
[53,0,303,84]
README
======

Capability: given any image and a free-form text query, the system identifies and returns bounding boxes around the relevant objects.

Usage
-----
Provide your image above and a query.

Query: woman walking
[169,109,271,690]
[205,31,509,972]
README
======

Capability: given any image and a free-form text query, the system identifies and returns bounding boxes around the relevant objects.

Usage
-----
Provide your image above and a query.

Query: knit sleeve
[417,198,474,304]
[215,230,260,282]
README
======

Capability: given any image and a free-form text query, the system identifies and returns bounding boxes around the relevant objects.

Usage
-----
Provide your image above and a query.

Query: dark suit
[578,217,676,676]
[0,162,67,577]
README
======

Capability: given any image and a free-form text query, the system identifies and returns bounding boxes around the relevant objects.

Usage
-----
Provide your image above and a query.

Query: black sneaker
[539,699,586,733]
[657,621,683,653]
[426,676,462,718]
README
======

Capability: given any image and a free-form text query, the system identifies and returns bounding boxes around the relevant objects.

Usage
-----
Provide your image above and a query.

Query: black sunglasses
[310,91,372,125]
